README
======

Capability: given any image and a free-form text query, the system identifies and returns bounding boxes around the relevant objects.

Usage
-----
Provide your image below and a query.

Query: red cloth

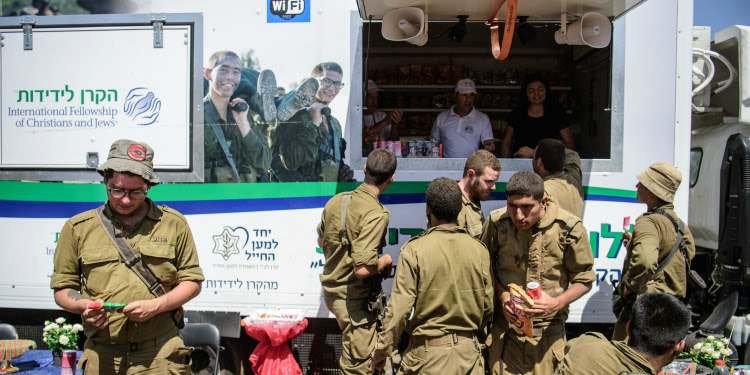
[0,339,36,361]
[244,319,308,375]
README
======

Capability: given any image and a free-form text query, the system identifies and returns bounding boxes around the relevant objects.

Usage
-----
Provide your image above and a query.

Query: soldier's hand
[123,299,160,322]
[499,291,516,324]
[387,109,403,124]
[82,299,109,329]
[372,349,387,372]
[308,103,327,126]
[513,146,535,158]
[483,138,499,152]
[621,231,632,245]
[526,291,562,317]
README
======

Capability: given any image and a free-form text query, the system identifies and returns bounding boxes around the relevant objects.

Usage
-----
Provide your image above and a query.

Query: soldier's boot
[276,77,319,122]
[248,69,277,123]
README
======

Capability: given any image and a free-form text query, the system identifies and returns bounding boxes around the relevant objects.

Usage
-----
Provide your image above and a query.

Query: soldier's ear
[204,68,212,81]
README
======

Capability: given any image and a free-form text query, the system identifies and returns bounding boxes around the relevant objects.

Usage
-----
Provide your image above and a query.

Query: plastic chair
[181,323,222,375]
[0,324,17,340]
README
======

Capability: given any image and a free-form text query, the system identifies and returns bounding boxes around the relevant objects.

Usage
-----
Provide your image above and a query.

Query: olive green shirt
[376,226,494,354]
[272,109,344,182]
[50,199,204,345]
[543,149,584,218]
[619,204,695,299]
[317,184,389,300]
[481,198,595,325]
[204,95,271,179]
[559,332,654,375]
[457,193,485,239]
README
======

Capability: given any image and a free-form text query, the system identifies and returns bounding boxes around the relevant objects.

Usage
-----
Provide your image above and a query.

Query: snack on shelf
[395,95,408,108]
[508,283,535,338]
[450,64,465,84]
[478,71,494,85]
[397,65,411,85]
[436,64,452,84]
[409,64,423,84]
[422,64,436,84]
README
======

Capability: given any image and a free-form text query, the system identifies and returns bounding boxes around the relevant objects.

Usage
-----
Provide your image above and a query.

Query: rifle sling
[650,209,687,280]
[94,206,167,297]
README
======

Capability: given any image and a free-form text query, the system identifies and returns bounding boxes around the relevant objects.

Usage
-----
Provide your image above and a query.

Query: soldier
[317,148,397,374]
[612,162,695,340]
[372,177,493,374]
[481,171,595,375]
[457,150,501,238]
[532,138,584,218]
[271,62,354,182]
[203,50,274,183]
[559,293,689,375]
[51,139,204,374]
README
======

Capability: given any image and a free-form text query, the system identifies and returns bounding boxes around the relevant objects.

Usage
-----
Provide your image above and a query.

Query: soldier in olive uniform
[317,149,397,375]
[457,150,502,238]
[373,177,493,374]
[271,62,354,182]
[203,50,272,183]
[532,138,583,218]
[613,162,695,340]
[51,139,205,374]
[560,293,689,375]
[481,171,595,375]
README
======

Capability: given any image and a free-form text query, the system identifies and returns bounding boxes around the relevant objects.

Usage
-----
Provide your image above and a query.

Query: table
[0,340,37,374]
[5,350,82,375]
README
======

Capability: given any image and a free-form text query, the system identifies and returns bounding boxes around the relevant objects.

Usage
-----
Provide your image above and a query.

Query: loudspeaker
[382,7,428,46]
[554,12,611,48]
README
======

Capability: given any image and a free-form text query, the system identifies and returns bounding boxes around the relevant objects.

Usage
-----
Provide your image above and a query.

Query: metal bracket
[86,152,99,168]
[151,13,167,48]
[560,13,567,36]
[20,15,36,50]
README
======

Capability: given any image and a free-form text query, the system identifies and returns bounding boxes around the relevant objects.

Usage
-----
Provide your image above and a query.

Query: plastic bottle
[713,360,730,375]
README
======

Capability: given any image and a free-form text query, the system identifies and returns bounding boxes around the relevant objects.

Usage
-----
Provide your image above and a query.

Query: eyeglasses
[107,188,147,200]
[319,78,345,90]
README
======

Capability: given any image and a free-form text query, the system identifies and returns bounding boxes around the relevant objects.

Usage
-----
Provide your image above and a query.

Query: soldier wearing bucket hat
[612,162,695,340]
[51,139,204,374]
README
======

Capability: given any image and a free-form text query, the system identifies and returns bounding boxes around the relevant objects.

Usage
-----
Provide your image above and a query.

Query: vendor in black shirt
[500,73,575,158]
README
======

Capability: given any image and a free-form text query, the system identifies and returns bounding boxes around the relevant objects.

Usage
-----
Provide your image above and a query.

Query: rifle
[365,275,389,375]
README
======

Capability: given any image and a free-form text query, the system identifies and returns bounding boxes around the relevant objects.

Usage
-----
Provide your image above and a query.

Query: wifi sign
[268,0,310,23]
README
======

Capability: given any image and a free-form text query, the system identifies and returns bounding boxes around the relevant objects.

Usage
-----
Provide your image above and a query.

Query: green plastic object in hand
[87,301,128,313]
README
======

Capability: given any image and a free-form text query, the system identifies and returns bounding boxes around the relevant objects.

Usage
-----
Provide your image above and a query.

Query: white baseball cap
[366,79,382,93]
[455,78,477,94]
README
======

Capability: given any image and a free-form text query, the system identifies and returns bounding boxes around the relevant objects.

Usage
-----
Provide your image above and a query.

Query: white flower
[49,323,59,330]
[693,342,704,350]
[44,320,50,326]
[59,335,69,345]
[55,317,65,324]
[63,325,72,331]
[702,346,714,353]
[42,337,47,343]
[43,325,52,332]
[707,336,716,341]
[73,324,83,332]
[721,348,733,356]
[712,351,721,358]
[721,338,729,345]
[716,341,725,349]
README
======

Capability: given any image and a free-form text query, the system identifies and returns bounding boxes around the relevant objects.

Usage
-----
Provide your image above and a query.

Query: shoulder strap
[651,209,687,280]
[210,124,242,183]
[338,192,353,246]
[559,214,579,243]
[94,206,167,297]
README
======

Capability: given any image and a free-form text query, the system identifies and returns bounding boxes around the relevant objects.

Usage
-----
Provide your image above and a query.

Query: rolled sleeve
[350,213,388,267]
[565,222,596,285]
[623,221,660,293]
[174,223,204,282]
[50,220,82,290]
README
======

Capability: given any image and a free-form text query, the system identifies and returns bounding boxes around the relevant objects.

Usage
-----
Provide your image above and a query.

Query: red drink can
[527,281,542,300]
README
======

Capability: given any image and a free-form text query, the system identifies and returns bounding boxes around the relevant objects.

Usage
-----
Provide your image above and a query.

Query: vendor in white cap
[363,79,402,142]
[612,162,695,340]
[430,78,497,158]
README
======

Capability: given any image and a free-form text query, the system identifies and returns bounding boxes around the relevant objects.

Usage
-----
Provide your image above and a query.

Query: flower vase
[52,350,63,367]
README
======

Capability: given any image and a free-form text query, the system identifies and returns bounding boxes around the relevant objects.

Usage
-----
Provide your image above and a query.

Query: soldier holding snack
[480,171,595,375]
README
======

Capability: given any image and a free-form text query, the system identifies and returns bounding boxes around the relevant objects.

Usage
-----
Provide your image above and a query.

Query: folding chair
[181,323,222,375]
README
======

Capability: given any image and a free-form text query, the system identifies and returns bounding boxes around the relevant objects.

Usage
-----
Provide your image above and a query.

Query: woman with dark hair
[500,74,575,158]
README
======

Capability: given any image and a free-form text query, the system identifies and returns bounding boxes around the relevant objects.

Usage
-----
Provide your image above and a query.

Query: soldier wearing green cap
[612,162,695,340]
[50,139,204,374]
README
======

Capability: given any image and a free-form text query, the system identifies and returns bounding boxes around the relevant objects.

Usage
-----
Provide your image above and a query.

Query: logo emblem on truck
[212,227,242,261]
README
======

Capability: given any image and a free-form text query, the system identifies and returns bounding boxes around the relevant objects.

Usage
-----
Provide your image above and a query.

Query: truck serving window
[353,21,614,173]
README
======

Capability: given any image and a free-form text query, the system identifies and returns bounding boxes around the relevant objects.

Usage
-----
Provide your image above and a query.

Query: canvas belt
[411,331,474,346]
[205,159,228,168]
[92,326,179,353]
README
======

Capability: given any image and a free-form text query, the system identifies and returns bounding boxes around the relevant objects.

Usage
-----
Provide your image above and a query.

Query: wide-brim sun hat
[97,139,160,185]
[636,162,681,202]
